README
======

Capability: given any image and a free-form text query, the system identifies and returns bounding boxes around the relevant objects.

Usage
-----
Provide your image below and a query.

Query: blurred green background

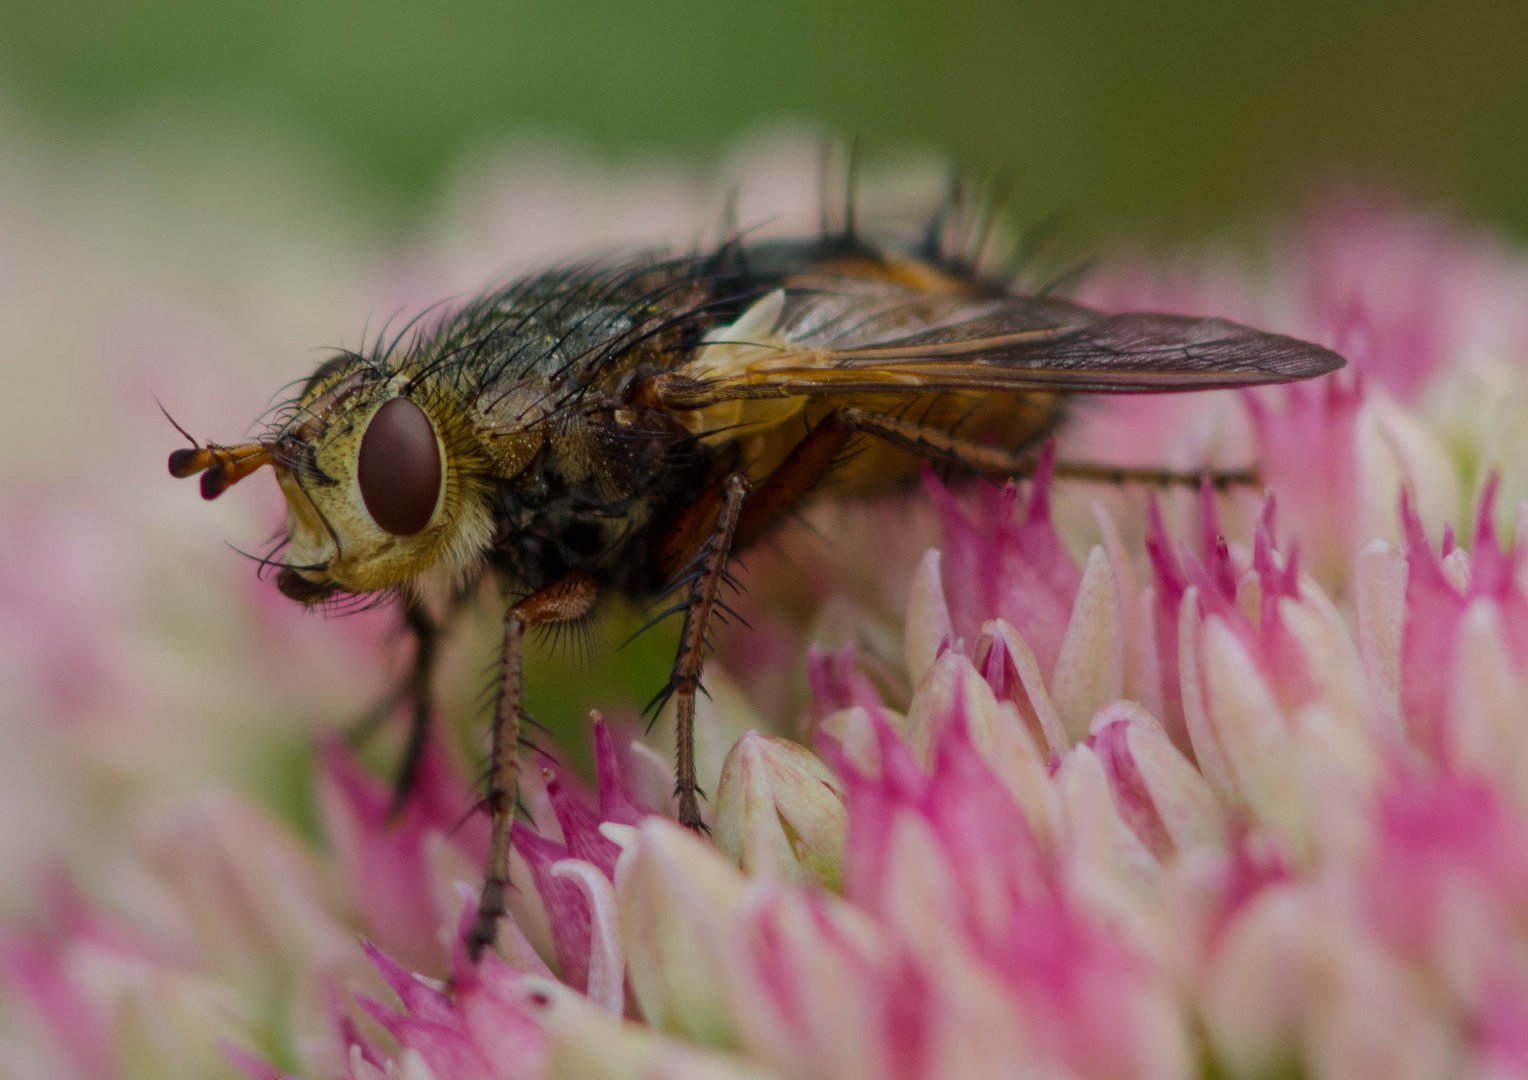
[7,0,1528,239]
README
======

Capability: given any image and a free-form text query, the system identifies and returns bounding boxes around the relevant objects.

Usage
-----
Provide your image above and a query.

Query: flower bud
[714,732,846,889]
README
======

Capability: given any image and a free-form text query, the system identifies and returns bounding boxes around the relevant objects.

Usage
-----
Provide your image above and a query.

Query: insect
[168,192,1343,959]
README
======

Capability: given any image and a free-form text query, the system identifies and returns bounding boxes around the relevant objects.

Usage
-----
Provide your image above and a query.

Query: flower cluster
[4,121,1528,1078]
[216,457,1528,1079]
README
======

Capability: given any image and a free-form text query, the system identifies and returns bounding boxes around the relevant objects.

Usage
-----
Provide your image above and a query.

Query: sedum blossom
[7,117,1528,1078]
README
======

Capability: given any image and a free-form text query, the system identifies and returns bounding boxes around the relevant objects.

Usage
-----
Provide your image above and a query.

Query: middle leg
[662,473,750,831]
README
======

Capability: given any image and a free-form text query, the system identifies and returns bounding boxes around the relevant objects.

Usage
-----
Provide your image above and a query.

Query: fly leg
[388,601,439,814]
[838,408,1260,491]
[658,474,750,831]
[1049,460,1257,491]
[467,574,598,961]
[343,600,445,815]
[650,416,871,832]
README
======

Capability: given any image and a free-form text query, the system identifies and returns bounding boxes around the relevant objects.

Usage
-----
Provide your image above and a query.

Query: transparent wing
[649,279,1344,407]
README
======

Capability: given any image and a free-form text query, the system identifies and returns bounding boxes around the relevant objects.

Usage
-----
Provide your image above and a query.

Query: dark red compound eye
[357,397,441,535]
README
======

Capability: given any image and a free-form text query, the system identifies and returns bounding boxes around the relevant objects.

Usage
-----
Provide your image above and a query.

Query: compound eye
[357,397,441,535]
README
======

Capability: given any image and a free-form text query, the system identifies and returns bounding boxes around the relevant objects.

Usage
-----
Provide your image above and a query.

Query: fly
[168,192,1344,958]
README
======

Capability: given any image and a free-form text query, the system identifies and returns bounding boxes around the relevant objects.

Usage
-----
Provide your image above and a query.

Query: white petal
[1177,588,1236,801]
[983,619,1069,756]
[616,820,748,1042]
[1093,500,1164,716]
[1198,617,1296,834]
[1050,546,1125,744]
[551,858,625,1014]
[1056,744,1163,914]
[1277,593,1368,728]
[904,548,953,684]
[904,652,1003,765]
[817,704,909,779]
[1355,539,1407,738]
[1118,706,1226,856]
[1201,888,1317,1075]
[1355,394,1460,554]
[543,986,778,1080]
[1448,601,1528,812]
[713,733,845,889]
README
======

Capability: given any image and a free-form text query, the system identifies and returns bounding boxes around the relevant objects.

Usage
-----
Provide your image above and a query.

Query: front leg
[466,573,598,961]
[346,597,466,816]
[389,599,439,814]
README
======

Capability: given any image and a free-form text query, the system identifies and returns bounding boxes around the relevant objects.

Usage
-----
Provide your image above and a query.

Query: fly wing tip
[1233,324,1346,382]
[1318,343,1348,374]
[1279,337,1347,380]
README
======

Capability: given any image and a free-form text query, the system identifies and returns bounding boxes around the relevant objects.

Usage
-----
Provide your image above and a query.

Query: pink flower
[319,736,488,972]
[348,934,551,1080]
[512,723,650,1000]
[840,712,1190,1078]
[1366,775,1528,976]
[1292,192,1528,403]
[1396,483,1528,761]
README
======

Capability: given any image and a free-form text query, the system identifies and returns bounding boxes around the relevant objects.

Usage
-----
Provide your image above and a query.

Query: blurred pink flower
[1395,482,1528,760]
[319,737,488,972]
[926,445,1081,674]
[1292,192,1528,403]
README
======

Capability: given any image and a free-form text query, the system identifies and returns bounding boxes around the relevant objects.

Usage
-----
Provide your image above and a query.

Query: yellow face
[266,364,496,604]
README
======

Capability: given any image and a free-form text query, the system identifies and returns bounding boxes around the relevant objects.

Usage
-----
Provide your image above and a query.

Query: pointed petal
[1050,545,1126,743]
[592,718,650,827]
[549,859,625,1015]
[1198,616,1297,831]
[1089,702,1225,861]
[981,620,1069,756]
[1355,539,1408,737]
[540,984,776,1080]
[816,704,910,779]
[904,549,953,683]
[616,820,748,1043]
[1177,588,1236,801]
